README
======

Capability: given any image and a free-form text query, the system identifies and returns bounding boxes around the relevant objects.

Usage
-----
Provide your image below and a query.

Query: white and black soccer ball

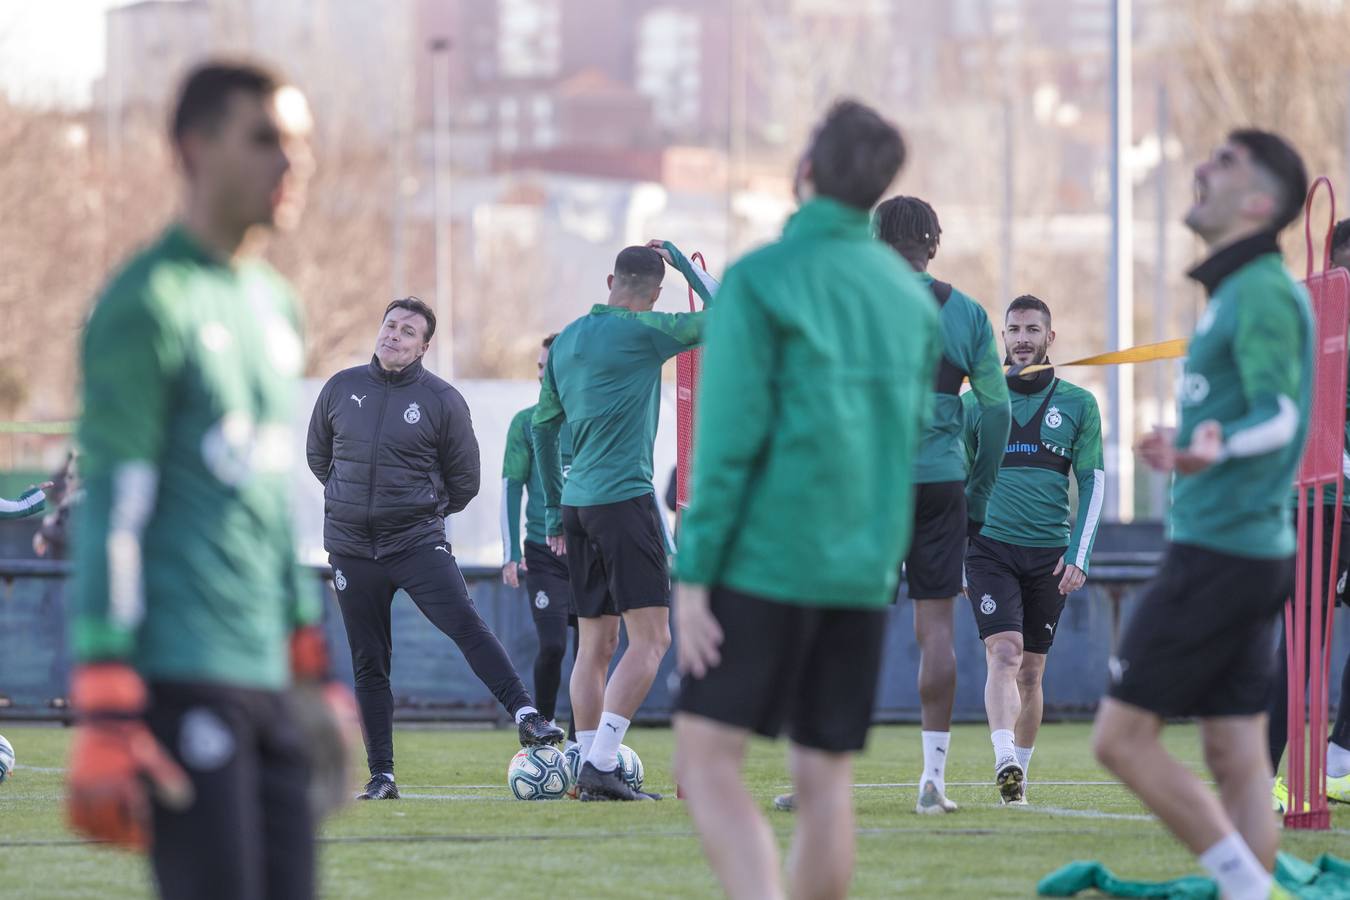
[616,744,644,793]
[0,734,14,784]
[563,743,582,798]
[507,745,569,801]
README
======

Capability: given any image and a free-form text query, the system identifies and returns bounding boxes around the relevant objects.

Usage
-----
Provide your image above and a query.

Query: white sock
[920,731,950,792]
[1015,745,1034,780]
[1198,833,1272,900]
[577,730,597,760]
[586,712,631,772]
[991,729,1016,766]
[378,772,394,782]
[1328,741,1350,778]
[513,705,538,724]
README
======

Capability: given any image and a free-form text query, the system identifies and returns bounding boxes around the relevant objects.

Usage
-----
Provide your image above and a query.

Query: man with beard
[1094,129,1311,900]
[962,294,1105,805]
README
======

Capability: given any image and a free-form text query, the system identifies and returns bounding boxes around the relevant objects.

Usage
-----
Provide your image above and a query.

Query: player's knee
[1015,664,1044,692]
[536,637,566,669]
[1201,733,1256,781]
[986,636,1022,672]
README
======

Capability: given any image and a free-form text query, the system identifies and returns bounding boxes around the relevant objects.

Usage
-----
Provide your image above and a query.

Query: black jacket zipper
[366,378,392,559]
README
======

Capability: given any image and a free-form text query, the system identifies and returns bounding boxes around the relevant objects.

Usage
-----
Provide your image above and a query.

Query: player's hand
[547,534,567,556]
[32,531,48,557]
[1175,419,1223,475]
[1053,557,1087,595]
[66,664,193,850]
[645,239,674,266]
[502,561,520,588]
[1135,425,1177,472]
[674,583,723,679]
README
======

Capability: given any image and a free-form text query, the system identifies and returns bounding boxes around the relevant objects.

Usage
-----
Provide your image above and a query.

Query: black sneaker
[576,761,660,801]
[518,712,565,747]
[356,774,399,800]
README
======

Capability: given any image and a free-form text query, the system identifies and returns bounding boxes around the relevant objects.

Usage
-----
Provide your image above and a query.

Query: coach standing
[307,298,563,800]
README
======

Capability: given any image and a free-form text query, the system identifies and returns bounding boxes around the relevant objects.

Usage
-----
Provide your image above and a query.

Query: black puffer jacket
[307,356,480,559]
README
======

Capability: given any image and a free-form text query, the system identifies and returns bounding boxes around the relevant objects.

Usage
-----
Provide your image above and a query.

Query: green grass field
[0,722,1345,898]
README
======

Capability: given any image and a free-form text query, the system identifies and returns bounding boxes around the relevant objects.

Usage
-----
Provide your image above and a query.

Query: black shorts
[904,481,967,600]
[964,534,1067,653]
[146,681,314,900]
[562,494,670,618]
[1108,543,1293,718]
[676,586,888,753]
[524,540,576,625]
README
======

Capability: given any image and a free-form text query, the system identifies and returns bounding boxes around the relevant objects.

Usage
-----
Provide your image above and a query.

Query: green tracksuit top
[501,405,572,562]
[911,272,1011,524]
[963,371,1105,572]
[1174,235,1313,559]
[533,241,717,533]
[675,197,940,608]
[73,225,321,690]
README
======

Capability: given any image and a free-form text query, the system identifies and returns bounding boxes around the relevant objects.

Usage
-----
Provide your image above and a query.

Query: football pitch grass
[1,722,1346,899]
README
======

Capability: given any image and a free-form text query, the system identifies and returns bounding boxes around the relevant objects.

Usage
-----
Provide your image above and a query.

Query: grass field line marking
[398,793,509,801]
[1021,805,1155,822]
[844,780,1127,789]
[14,765,67,774]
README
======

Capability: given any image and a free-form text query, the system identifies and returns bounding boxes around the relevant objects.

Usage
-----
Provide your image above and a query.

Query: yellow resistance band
[1012,338,1188,376]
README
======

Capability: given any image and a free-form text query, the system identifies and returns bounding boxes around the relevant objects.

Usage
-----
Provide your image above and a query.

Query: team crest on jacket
[1045,406,1062,429]
[404,402,421,424]
[980,594,996,615]
[535,591,550,610]
[334,569,347,591]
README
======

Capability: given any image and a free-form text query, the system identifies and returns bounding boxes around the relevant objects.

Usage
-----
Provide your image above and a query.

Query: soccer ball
[616,744,644,793]
[507,745,569,800]
[563,743,582,798]
[0,734,14,784]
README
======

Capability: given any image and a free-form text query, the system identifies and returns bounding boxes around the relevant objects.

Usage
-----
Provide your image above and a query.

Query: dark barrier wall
[2,564,1345,723]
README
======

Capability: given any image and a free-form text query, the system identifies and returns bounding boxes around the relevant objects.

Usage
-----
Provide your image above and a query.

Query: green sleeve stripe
[1072,468,1105,570]
[663,240,719,306]
[1225,395,1299,458]
[0,487,46,519]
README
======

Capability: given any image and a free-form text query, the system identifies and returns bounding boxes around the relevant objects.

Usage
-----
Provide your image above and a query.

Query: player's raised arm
[1066,393,1105,576]
[647,239,720,306]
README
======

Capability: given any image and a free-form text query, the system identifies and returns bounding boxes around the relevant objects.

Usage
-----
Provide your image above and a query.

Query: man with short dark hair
[501,333,576,734]
[533,238,716,801]
[1094,129,1312,900]
[672,100,936,898]
[964,295,1104,806]
[66,61,346,899]
[308,297,563,800]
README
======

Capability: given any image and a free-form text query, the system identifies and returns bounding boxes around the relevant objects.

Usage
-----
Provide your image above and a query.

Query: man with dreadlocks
[878,195,1011,813]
